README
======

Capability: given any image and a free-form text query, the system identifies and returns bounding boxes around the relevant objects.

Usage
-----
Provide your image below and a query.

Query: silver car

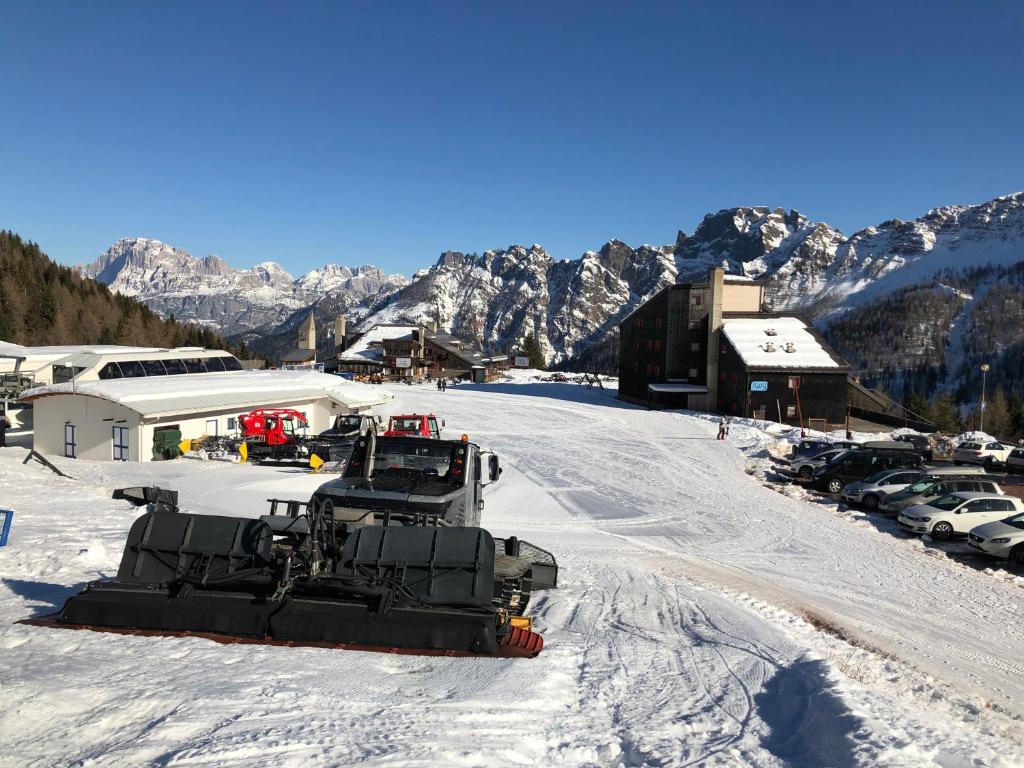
[879,476,1003,514]
[841,468,924,510]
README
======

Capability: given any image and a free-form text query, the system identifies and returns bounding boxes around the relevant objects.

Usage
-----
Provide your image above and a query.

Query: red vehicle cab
[384,414,443,439]
[238,408,309,446]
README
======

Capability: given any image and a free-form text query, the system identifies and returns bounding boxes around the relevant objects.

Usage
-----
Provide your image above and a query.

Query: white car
[1005,447,1024,474]
[897,492,1024,541]
[953,440,1012,470]
[968,513,1024,564]
[841,468,924,510]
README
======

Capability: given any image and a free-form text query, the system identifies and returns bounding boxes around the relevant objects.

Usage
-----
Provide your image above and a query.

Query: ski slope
[1,378,1022,767]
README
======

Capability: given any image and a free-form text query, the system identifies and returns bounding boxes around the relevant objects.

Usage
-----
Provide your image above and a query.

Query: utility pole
[980,362,990,433]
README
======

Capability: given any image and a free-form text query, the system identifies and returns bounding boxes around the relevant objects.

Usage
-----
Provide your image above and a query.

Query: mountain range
[75,192,1024,401]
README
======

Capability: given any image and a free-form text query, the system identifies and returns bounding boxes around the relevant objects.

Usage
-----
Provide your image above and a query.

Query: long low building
[20,369,392,462]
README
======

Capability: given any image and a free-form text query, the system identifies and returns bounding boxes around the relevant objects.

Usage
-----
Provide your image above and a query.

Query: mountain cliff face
[80,193,1024,377]
[348,242,676,361]
[77,238,407,335]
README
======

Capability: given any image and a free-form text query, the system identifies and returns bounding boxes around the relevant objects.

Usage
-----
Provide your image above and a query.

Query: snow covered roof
[20,369,391,418]
[340,325,418,362]
[721,316,845,370]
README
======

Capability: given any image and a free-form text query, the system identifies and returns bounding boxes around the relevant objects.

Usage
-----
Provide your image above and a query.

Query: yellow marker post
[178,438,192,454]
[239,442,249,463]
[309,454,325,472]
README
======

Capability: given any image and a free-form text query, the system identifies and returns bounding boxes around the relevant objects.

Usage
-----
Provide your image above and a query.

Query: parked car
[897,492,1024,541]
[879,476,1003,514]
[783,448,850,480]
[790,439,835,460]
[841,468,925,510]
[812,447,922,494]
[1005,447,1024,474]
[968,513,1024,565]
[893,433,934,462]
[829,440,862,451]
[953,440,1012,470]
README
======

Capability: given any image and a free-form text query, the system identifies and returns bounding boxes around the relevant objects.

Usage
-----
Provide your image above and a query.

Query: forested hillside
[0,231,246,355]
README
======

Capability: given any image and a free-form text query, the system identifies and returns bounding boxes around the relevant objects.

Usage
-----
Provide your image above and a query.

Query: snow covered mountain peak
[77,238,408,334]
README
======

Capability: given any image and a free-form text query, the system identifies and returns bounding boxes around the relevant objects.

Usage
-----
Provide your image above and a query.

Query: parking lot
[767,455,1024,577]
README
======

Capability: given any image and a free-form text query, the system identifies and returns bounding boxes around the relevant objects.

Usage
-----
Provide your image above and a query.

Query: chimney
[429,318,438,333]
[334,316,347,350]
[784,342,796,353]
[764,341,776,353]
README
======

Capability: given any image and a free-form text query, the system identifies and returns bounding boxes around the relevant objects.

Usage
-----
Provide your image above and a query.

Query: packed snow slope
[1,379,1023,766]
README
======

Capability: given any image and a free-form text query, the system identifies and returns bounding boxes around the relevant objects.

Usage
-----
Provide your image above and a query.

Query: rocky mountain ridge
[79,193,1024,376]
[76,237,408,335]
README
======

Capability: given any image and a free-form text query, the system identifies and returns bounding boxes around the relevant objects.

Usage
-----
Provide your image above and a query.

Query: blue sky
[2,1,1022,277]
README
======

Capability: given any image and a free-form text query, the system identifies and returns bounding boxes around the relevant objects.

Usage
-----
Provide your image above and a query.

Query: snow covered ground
[1,376,1023,767]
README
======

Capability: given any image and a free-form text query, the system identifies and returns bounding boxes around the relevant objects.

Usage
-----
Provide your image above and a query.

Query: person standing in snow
[717,417,727,440]
[0,409,9,448]
[724,416,731,437]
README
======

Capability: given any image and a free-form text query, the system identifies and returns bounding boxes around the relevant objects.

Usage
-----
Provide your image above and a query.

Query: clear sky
[2,1,1022,277]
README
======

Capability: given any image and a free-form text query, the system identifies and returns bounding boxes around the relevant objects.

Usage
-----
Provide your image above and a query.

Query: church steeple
[298,313,316,350]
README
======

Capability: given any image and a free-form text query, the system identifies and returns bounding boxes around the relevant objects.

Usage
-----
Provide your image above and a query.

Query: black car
[894,433,934,462]
[812,446,923,494]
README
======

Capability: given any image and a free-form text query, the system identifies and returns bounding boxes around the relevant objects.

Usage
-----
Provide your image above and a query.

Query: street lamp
[980,363,990,433]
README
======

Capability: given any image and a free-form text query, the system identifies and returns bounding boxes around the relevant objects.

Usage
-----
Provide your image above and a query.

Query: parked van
[812,446,922,494]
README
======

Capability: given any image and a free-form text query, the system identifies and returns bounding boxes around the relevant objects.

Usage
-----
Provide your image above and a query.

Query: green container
[152,429,182,461]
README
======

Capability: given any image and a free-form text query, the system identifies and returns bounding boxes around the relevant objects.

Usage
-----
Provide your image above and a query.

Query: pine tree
[931,394,961,435]
[906,390,933,423]
[521,333,546,370]
[984,387,1010,438]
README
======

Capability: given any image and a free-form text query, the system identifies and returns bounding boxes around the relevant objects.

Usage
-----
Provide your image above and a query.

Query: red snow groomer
[239,408,311,463]
[384,413,444,439]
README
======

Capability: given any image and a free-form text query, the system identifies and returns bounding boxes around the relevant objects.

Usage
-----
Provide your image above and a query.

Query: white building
[20,369,392,462]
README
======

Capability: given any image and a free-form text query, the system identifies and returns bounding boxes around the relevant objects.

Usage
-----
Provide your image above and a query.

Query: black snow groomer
[30,436,557,658]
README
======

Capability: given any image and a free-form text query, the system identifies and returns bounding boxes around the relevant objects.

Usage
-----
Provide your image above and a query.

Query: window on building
[633,339,639,350]
[118,360,147,378]
[654,365,661,376]
[689,320,701,330]
[227,416,237,431]
[64,424,76,459]
[221,357,243,371]
[689,368,699,378]
[635,318,644,329]
[162,358,187,376]
[786,405,797,417]
[654,318,662,329]
[730,372,738,383]
[205,419,219,437]
[52,365,85,384]
[691,294,703,306]
[719,371,726,382]
[646,339,653,351]
[181,358,208,373]
[205,356,227,372]
[788,376,801,389]
[654,340,662,352]
[98,362,123,380]
[112,426,129,461]
[141,359,167,376]
[690,342,700,352]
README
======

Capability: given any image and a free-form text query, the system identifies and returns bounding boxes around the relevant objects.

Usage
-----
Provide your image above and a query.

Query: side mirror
[478,452,501,485]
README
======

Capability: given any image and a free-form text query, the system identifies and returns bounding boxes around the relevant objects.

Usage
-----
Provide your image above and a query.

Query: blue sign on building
[0,509,12,547]
[750,380,768,392]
